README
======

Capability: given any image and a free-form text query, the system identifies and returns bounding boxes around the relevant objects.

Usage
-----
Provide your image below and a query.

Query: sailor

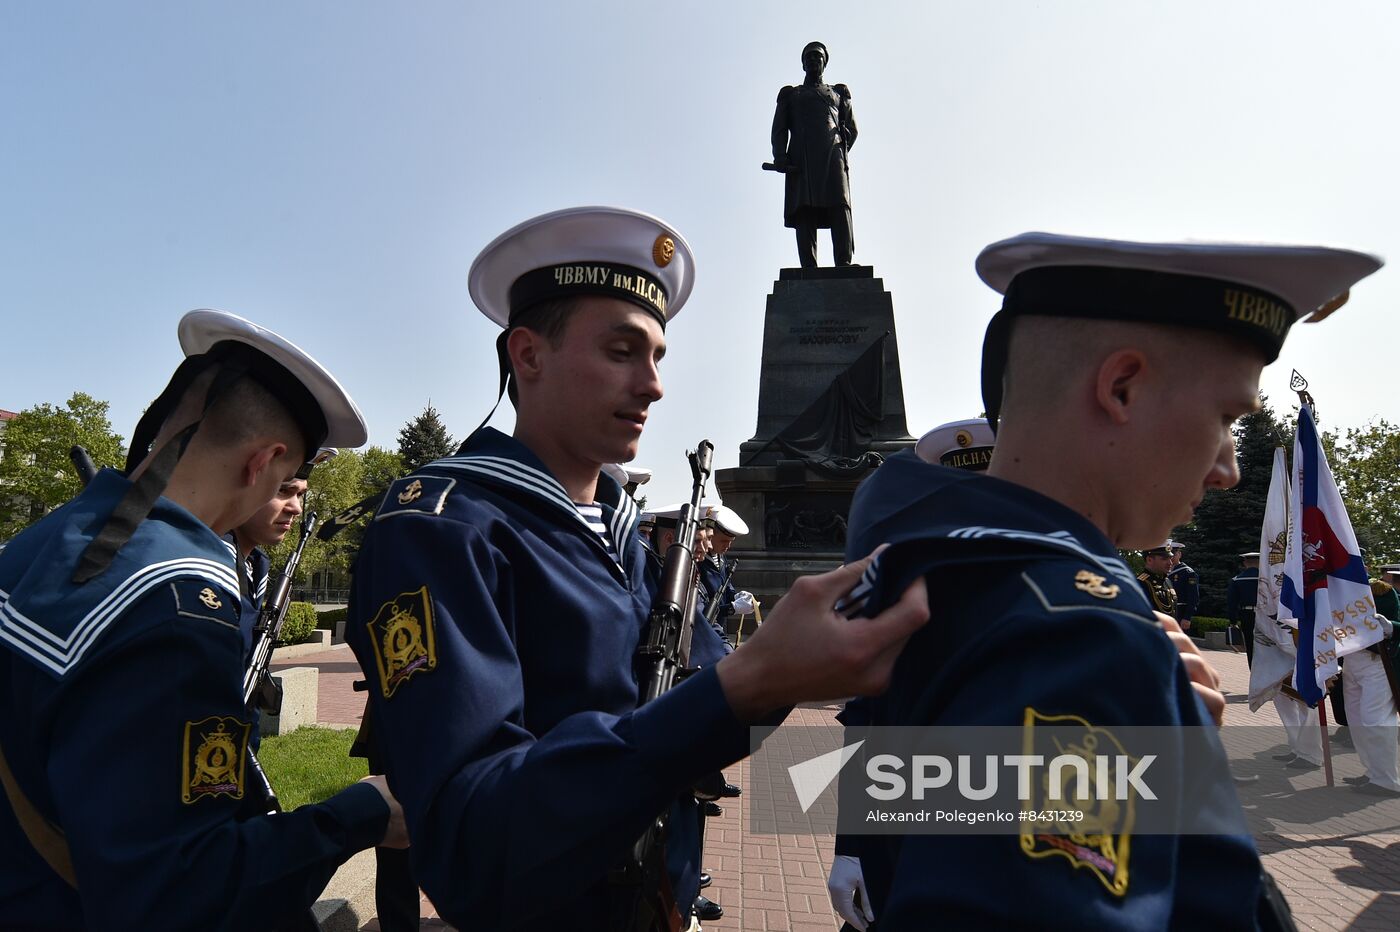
[1169,540,1201,630]
[1340,562,1400,795]
[1228,552,1261,665]
[1138,541,1180,618]
[340,206,927,930]
[698,504,756,644]
[840,232,1381,927]
[603,461,653,500]
[0,310,407,927]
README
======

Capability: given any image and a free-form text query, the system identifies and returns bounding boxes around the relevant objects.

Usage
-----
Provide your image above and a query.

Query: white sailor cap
[710,504,749,537]
[975,233,1384,428]
[602,463,653,487]
[469,206,696,330]
[1170,540,1186,552]
[179,310,368,450]
[915,418,995,470]
[295,447,339,480]
[647,502,685,528]
[1240,551,1262,560]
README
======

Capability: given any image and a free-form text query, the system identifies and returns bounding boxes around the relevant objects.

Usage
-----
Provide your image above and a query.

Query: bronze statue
[766,41,858,268]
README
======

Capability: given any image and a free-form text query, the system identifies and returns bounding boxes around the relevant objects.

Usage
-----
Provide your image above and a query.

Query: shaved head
[989,315,1264,549]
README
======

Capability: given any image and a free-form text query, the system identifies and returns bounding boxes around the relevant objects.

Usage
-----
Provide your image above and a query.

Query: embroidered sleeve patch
[181,716,251,803]
[366,586,438,698]
[376,476,455,521]
[1018,708,1135,897]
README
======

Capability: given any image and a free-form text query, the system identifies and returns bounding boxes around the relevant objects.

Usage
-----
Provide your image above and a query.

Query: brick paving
[292,646,1400,929]
[270,644,367,727]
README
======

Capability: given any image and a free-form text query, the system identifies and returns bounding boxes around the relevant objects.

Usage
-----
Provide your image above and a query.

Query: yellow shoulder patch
[1018,708,1135,897]
[366,586,438,699]
[181,716,250,804]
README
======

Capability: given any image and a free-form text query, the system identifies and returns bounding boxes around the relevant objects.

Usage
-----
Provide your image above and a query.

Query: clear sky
[4,1,1399,505]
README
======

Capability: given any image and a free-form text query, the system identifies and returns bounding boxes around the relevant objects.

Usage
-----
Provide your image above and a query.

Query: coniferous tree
[396,403,455,473]
[1172,395,1290,616]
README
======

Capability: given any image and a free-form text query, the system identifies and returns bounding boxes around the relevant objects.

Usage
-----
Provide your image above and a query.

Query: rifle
[702,559,739,629]
[243,512,319,711]
[612,440,714,932]
[242,512,322,932]
[68,445,98,485]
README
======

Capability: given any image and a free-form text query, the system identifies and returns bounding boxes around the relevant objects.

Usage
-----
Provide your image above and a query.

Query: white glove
[827,854,874,931]
[732,590,756,616]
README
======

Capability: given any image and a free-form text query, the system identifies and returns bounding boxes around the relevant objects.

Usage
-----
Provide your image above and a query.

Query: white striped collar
[0,558,239,677]
[428,442,642,583]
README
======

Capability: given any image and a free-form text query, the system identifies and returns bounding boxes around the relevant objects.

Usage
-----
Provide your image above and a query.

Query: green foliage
[1172,395,1289,616]
[0,392,124,537]
[397,403,455,472]
[1322,417,1400,563]
[316,607,347,630]
[265,445,404,581]
[256,726,367,810]
[277,601,318,645]
[1189,616,1231,634]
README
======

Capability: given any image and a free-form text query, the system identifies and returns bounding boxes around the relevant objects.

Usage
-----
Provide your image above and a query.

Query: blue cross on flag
[1279,404,1385,705]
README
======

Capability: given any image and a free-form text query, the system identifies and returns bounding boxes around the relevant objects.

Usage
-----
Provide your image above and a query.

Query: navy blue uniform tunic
[0,469,388,929]
[344,429,750,930]
[840,451,1267,931]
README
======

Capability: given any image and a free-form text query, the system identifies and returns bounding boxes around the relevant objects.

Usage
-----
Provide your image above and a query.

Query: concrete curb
[312,847,377,931]
[272,640,351,662]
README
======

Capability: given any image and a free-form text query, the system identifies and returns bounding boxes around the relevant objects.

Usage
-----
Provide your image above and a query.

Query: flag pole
[1292,371,1335,787]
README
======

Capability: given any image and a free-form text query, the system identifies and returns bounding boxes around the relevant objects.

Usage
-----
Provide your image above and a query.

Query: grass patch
[257,725,367,811]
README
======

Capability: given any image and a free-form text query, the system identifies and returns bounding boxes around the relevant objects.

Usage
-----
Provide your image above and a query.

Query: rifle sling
[0,737,77,888]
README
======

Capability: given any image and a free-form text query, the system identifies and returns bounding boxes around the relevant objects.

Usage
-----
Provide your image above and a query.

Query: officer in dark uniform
[1169,541,1201,630]
[0,310,407,927]
[839,231,1381,928]
[1228,552,1262,666]
[341,207,928,931]
[1138,541,1180,618]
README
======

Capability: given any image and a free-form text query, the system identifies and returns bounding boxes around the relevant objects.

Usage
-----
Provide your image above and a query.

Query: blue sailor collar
[0,469,240,678]
[423,427,643,582]
[224,532,271,605]
[844,450,1146,616]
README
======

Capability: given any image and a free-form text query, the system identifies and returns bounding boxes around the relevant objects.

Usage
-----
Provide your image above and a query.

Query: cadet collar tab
[469,206,696,331]
[974,233,1383,429]
[916,417,995,470]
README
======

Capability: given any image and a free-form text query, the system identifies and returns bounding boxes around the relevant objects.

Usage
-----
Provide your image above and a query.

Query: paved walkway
[282,646,1400,930]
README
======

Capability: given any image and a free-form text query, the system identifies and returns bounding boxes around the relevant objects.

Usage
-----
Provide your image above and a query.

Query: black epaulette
[834,83,851,98]
[776,85,795,101]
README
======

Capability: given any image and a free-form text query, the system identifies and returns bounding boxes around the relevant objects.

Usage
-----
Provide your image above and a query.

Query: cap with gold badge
[914,418,995,471]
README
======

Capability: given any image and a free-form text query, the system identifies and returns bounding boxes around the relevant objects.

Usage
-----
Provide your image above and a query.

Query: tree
[265,446,405,585]
[0,392,125,538]
[397,403,455,472]
[1323,417,1400,563]
[1172,395,1290,616]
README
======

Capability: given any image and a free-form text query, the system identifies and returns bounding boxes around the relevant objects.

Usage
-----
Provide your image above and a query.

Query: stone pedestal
[716,266,915,630]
